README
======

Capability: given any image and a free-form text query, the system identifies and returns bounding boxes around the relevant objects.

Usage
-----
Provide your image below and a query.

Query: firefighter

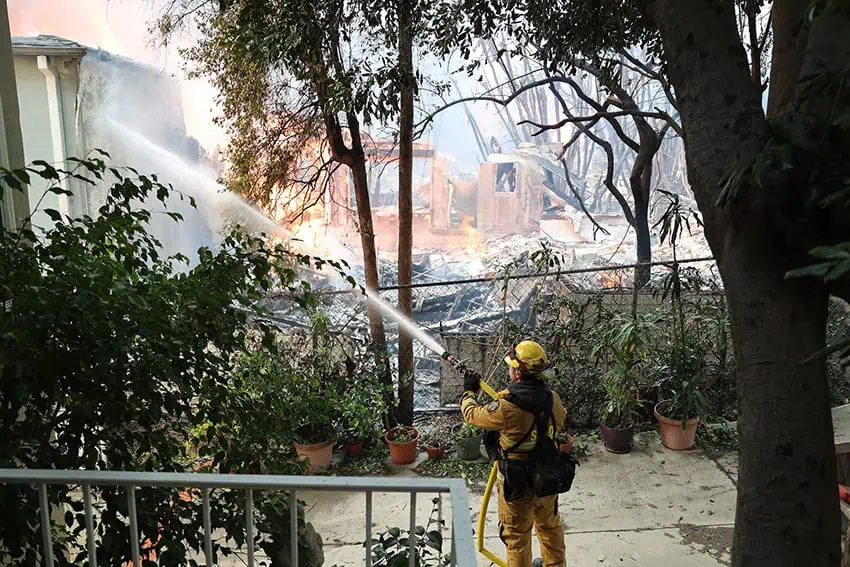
[460,340,567,567]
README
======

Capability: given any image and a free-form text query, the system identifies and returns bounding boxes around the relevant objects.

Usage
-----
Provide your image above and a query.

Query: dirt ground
[679,524,734,566]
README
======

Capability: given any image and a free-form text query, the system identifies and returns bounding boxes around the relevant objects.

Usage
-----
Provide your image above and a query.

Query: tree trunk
[349,154,396,423]
[746,5,761,91]
[646,1,842,564]
[396,0,415,426]
[626,126,657,288]
[320,75,394,417]
[349,156,387,351]
[633,184,651,287]
[721,233,838,567]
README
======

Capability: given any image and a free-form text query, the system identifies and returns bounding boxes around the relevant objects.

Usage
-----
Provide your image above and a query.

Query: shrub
[365,498,450,567]
[593,312,655,428]
[0,156,340,566]
[506,295,608,428]
[338,348,392,442]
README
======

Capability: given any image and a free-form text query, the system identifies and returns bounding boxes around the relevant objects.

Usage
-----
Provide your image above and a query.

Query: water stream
[106,119,287,239]
[358,287,446,356]
[80,49,449,406]
[109,121,447,365]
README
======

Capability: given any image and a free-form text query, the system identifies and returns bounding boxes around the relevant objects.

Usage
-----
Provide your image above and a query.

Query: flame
[290,218,325,253]
[461,215,485,255]
[595,271,624,289]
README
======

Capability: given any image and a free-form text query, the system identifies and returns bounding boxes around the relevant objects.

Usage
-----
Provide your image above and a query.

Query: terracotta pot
[293,439,334,472]
[425,446,445,460]
[385,427,420,465]
[654,402,699,450]
[559,435,575,454]
[344,440,366,458]
[456,435,483,460]
[601,424,634,454]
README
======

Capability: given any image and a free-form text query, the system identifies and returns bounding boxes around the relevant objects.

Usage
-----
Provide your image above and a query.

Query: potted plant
[284,318,346,472]
[554,432,574,454]
[454,423,483,460]
[339,399,372,458]
[229,349,320,473]
[421,432,449,460]
[600,369,643,454]
[651,191,708,450]
[593,313,652,453]
[653,336,708,450]
[292,416,336,472]
[338,350,390,459]
[385,425,420,465]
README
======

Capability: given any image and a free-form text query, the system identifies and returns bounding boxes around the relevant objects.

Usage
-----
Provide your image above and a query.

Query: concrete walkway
[303,432,738,566]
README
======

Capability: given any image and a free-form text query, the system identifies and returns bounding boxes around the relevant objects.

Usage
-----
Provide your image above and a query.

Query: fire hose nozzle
[442,352,476,376]
[442,350,499,398]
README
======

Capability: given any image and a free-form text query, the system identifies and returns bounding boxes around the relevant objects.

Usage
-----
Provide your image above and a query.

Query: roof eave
[12,45,87,57]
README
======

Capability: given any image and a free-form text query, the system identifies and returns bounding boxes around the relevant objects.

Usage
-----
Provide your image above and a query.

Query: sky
[7,0,505,172]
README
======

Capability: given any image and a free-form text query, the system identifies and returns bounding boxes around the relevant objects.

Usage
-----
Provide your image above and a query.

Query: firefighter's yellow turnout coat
[461,379,567,567]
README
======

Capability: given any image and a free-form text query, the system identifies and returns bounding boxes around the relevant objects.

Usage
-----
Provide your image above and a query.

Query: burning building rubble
[241,136,710,409]
[263,136,714,408]
[282,135,711,281]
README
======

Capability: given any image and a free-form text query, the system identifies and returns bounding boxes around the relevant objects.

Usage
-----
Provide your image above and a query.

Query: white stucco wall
[13,53,83,231]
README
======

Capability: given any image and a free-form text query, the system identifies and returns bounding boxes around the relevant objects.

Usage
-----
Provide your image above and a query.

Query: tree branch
[617,50,679,112]
[415,76,574,133]
[518,109,672,136]
[766,0,810,117]
[561,158,611,237]
[562,77,641,152]
[550,83,636,226]
[747,5,762,91]
[653,107,684,138]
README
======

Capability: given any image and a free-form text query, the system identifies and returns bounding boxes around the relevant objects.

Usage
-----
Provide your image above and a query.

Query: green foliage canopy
[0,154,336,565]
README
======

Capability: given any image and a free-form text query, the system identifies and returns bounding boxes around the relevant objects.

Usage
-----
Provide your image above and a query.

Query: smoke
[8,0,224,152]
[8,1,296,265]
[74,49,224,265]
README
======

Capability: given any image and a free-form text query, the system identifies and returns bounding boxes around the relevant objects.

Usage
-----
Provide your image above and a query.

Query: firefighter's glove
[462,367,482,394]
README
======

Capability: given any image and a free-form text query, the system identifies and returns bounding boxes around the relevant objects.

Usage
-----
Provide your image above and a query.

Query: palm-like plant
[593,313,653,428]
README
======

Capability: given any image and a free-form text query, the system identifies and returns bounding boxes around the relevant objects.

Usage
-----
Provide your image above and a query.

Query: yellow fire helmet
[504,340,548,373]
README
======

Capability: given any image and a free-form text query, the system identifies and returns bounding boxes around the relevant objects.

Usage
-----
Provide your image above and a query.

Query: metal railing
[0,469,477,567]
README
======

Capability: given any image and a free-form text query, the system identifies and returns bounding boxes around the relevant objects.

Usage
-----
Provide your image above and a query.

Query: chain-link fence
[297,256,718,410]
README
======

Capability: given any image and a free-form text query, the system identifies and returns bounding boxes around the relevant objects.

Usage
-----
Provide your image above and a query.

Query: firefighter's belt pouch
[528,392,579,497]
[500,458,533,502]
[497,414,535,502]
[530,439,578,497]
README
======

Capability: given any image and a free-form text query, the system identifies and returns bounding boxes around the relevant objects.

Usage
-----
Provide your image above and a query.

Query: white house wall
[12,53,83,231]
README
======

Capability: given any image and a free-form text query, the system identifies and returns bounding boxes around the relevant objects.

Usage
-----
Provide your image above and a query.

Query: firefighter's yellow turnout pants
[497,477,566,567]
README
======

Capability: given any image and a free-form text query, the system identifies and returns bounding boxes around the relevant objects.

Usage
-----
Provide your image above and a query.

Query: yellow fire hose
[476,380,508,567]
